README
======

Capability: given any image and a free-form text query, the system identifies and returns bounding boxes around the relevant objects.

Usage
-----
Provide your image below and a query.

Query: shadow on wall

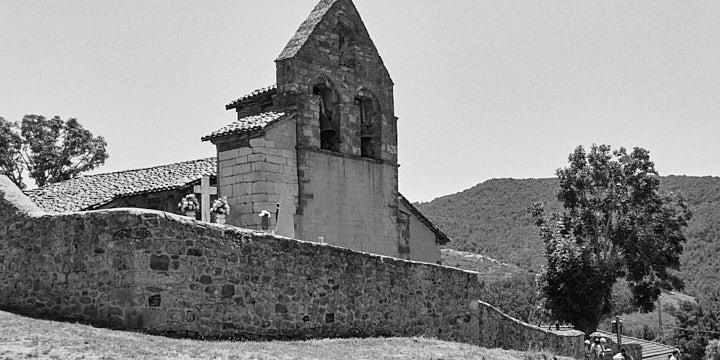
[477,301,584,358]
[0,176,478,343]
[0,175,584,357]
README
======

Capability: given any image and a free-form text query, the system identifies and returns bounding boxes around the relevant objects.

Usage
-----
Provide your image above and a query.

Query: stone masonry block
[236,163,251,173]
[256,147,283,157]
[281,174,296,183]
[238,147,253,157]
[281,166,297,175]
[266,172,282,181]
[231,165,245,176]
[230,195,251,203]
[252,181,273,194]
[266,155,287,165]
[243,172,266,182]
[233,155,248,165]
[220,167,234,178]
[219,149,239,161]
[250,194,270,203]
[219,176,233,187]
[234,202,253,214]
[232,183,248,196]
[249,138,266,147]
[252,162,279,173]
[247,154,266,163]
[281,150,295,159]
[219,159,234,169]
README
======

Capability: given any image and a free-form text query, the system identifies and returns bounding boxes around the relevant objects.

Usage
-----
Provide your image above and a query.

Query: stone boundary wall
[477,300,584,358]
[0,176,479,344]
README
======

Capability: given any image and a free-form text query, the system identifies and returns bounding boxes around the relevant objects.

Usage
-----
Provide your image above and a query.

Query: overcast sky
[2,1,719,202]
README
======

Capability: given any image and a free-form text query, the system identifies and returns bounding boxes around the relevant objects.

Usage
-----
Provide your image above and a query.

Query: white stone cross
[193,175,217,222]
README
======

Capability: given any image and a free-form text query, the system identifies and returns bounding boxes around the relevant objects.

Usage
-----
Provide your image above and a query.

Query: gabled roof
[277,0,340,61]
[398,194,451,245]
[225,85,277,110]
[25,158,217,213]
[592,331,679,359]
[201,111,289,142]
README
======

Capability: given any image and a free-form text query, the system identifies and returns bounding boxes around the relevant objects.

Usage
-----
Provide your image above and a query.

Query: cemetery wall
[0,176,478,343]
[0,176,585,357]
[477,300,585,358]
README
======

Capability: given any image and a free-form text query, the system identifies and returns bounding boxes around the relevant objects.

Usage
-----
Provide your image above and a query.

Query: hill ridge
[419,175,720,305]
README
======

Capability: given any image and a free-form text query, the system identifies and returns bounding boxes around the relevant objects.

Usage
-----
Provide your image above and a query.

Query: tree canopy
[529,144,692,335]
[0,115,108,189]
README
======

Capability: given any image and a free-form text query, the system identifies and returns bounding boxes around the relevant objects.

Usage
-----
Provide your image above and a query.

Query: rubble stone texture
[477,301,585,358]
[0,176,582,356]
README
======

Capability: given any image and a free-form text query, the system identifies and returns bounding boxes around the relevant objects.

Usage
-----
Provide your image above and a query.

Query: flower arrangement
[210,197,230,215]
[178,194,199,212]
[258,210,272,218]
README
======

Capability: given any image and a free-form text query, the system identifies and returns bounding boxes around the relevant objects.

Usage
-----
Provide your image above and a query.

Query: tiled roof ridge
[49,157,216,182]
[226,84,277,110]
[276,0,340,61]
[201,111,289,142]
[24,157,218,212]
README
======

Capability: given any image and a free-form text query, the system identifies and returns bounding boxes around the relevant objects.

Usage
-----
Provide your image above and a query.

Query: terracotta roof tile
[201,111,288,142]
[25,158,217,213]
[225,85,277,110]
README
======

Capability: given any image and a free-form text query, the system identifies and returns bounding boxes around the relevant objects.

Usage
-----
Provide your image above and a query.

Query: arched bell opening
[355,90,381,159]
[313,82,340,152]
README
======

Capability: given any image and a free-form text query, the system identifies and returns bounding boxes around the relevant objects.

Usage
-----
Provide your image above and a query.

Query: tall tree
[0,117,24,187]
[668,301,720,360]
[529,144,692,335]
[0,115,108,188]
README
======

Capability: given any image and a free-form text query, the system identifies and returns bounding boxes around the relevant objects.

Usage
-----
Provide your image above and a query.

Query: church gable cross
[193,175,217,222]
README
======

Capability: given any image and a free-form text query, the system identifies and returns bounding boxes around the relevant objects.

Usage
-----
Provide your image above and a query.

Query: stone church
[25,0,449,263]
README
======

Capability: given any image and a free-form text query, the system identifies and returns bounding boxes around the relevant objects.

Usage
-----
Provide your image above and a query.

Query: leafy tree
[0,115,108,188]
[0,117,24,187]
[528,144,692,335]
[667,301,720,360]
[707,339,720,360]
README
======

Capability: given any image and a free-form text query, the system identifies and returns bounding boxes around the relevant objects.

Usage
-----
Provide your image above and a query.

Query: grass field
[0,310,568,360]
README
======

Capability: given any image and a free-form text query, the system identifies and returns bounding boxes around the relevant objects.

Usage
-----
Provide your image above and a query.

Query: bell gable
[275,0,397,163]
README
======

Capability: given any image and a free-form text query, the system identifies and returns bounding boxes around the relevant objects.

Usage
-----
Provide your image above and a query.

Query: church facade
[25,0,449,264]
[202,0,447,262]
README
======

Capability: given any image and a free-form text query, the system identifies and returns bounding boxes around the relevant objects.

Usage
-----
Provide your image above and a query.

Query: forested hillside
[418,176,720,305]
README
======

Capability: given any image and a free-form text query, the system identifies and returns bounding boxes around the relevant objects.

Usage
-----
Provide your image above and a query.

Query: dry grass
[0,310,566,360]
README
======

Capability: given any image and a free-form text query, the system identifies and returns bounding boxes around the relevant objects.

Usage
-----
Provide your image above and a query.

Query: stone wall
[0,177,478,343]
[296,149,399,257]
[477,301,585,358]
[399,200,441,264]
[276,0,397,162]
[216,119,299,238]
[0,177,586,356]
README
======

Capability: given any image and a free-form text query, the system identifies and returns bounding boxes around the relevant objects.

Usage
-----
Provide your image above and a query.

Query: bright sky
[2,1,719,202]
